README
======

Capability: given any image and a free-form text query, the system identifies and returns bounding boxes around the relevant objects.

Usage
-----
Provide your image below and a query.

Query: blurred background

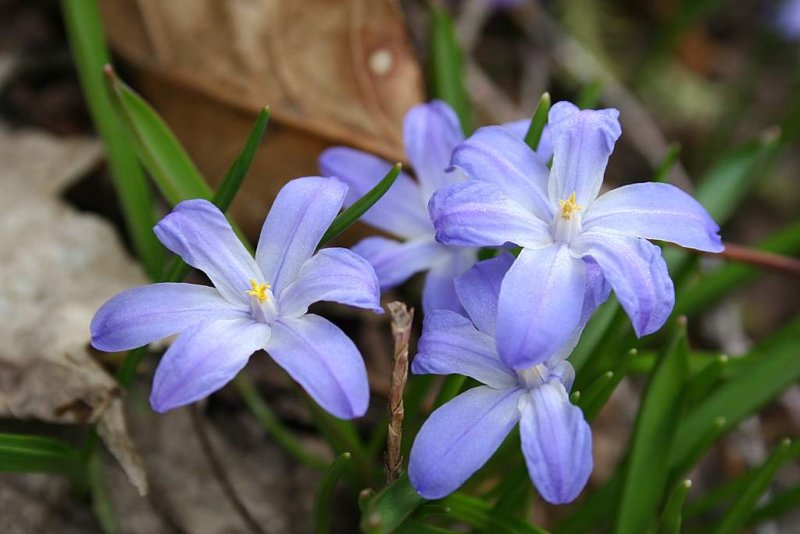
[0,0,798,532]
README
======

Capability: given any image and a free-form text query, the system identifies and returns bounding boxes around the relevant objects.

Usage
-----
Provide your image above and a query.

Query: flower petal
[583,182,724,252]
[403,100,465,198]
[277,248,382,317]
[266,314,369,419]
[502,119,554,163]
[154,200,262,305]
[547,102,621,206]
[318,147,431,238]
[454,252,515,336]
[150,318,270,412]
[572,232,674,337]
[352,235,444,289]
[412,310,517,389]
[421,248,477,313]
[409,386,523,499]
[256,176,347,293]
[496,245,587,369]
[429,181,553,248]
[452,125,552,220]
[519,382,593,504]
[91,283,248,352]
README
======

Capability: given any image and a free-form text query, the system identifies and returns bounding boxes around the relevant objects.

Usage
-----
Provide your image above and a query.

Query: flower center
[246,279,271,303]
[558,191,583,220]
[517,364,547,390]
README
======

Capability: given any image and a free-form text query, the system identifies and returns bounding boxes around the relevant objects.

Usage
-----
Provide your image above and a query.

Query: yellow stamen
[558,191,584,220]
[246,279,271,303]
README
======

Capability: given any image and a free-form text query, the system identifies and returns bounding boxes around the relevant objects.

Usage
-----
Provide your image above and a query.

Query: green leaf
[88,451,118,534]
[747,483,800,527]
[684,354,729,406]
[361,475,425,534]
[524,92,551,150]
[652,143,681,184]
[318,163,402,247]
[569,298,622,374]
[441,493,548,533]
[429,6,471,133]
[715,439,800,534]
[615,319,689,534]
[61,0,163,278]
[433,375,467,409]
[215,106,270,212]
[657,479,691,534]
[104,66,213,205]
[0,433,83,478]
[314,452,352,534]
[576,80,604,109]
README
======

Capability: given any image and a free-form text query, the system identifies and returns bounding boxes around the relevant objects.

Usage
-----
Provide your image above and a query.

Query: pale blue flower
[429,101,723,369]
[91,177,382,418]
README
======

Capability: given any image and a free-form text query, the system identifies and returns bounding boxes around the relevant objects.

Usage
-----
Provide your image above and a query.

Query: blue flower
[408,253,592,504]
[429,101,724,369]
[91,177,382,418]
[776,0,800,40]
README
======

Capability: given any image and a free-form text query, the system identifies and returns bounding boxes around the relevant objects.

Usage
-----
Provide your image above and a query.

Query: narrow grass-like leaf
[747,483,800,527]
[615,319,688,534]
[361,475,425,534]
[569,298,621,374]
[657,479,692,534]
[652,143,681,184]
[669,416,726,487]
[318,163,402,247]
[0,433,83,478]
[314,452,352,534]
[715,439,800,534]
[433,375,467,409]
[61,0,162,278]
[104,66,213,204]
[234,375,327,470]
[684,354,729,406]
[524,92,551,150]
[442,493,548,533]
[429,6,471,133]
[216,107,270,210]
[88,451,118,534]
[576,80,603,109]
[684,464,756,518]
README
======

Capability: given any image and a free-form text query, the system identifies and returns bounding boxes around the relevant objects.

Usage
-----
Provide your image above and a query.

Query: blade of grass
[615,318,689,534]
[432,375,467,409]
[314,452,352,534]
[0,433,83,479]
[88,451,118,534]
[657,479,692,534]
[429,6,471,133]
[361,475,425,534]
[215,107,270,210]
[524,92,551,150]
[61,0,162,278]
[652,143,681,184]
[747,483,800,527]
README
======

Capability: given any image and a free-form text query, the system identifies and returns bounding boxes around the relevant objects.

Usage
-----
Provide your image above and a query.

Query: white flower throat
[552,191,584,244]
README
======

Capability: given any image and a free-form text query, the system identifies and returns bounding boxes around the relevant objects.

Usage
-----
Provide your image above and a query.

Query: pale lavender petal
[451,125,551,220]
[91,283,247,352]
[429,181,553,248]
[352,236,444,289]
[318,147,431,238]
[547,102,621,206]
[154,200,261,305]
[409,386,523,499]
[150,318,271,412]
[404,100,465,198]
[519,382,592,504]
[496,245,586,369]
[572,232,674,337]
[256,177,347,293]
[777,0,800,40]
[277,248,382,318]
[503,119,554,163]
[267,314,369,419]
[583,182,724,252]
[454,252,515,336]
[421,248,477,313]
[412,310,517,389]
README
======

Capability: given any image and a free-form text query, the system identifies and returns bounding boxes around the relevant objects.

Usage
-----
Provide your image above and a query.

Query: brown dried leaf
[0,126,148,495]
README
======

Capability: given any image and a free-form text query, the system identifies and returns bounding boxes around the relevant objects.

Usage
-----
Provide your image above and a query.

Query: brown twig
[385,301,414,483]
[189,406,266,534]
[676,241,800,277]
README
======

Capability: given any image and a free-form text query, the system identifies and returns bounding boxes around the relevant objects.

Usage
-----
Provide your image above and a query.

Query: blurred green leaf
[361,475,425,534]
[715,439,800,534]
[657,479,691,534]
[652,143,681,184]
[88,451,118,534]
[429,6,471,133]
[576,80,604,109]
[684,354,729,406]
[215,106,270,212]
[319,163,402,247]
[747,483,800,527]
[314,452,352,534]
[524,92,551,150]
[0,433,83,478]
[104,67,213,204]
[441,493,548,533]
[433,375,467,409]
[569,298,621,374]
[61,0,163,278]
[615,320,688,534]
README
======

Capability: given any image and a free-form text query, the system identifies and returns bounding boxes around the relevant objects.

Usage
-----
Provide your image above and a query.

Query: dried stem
[674,241,800,278]
[385,301,414,483]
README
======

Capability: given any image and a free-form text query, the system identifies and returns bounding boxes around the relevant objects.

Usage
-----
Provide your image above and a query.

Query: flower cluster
[91,98,722,506]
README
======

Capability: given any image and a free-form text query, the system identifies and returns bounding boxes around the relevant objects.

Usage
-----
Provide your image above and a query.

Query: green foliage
[524,92,551,150]
[429,6,471,133]
[0,433,83,479]
[315,453,353,534]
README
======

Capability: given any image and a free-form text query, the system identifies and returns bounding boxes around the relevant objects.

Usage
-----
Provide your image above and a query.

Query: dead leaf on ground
[0,126,148,495]
[99,0,423,238]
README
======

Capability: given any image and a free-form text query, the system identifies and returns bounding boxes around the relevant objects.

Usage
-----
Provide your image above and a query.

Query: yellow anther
[558,191,583,220]
[246,279,271,303]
